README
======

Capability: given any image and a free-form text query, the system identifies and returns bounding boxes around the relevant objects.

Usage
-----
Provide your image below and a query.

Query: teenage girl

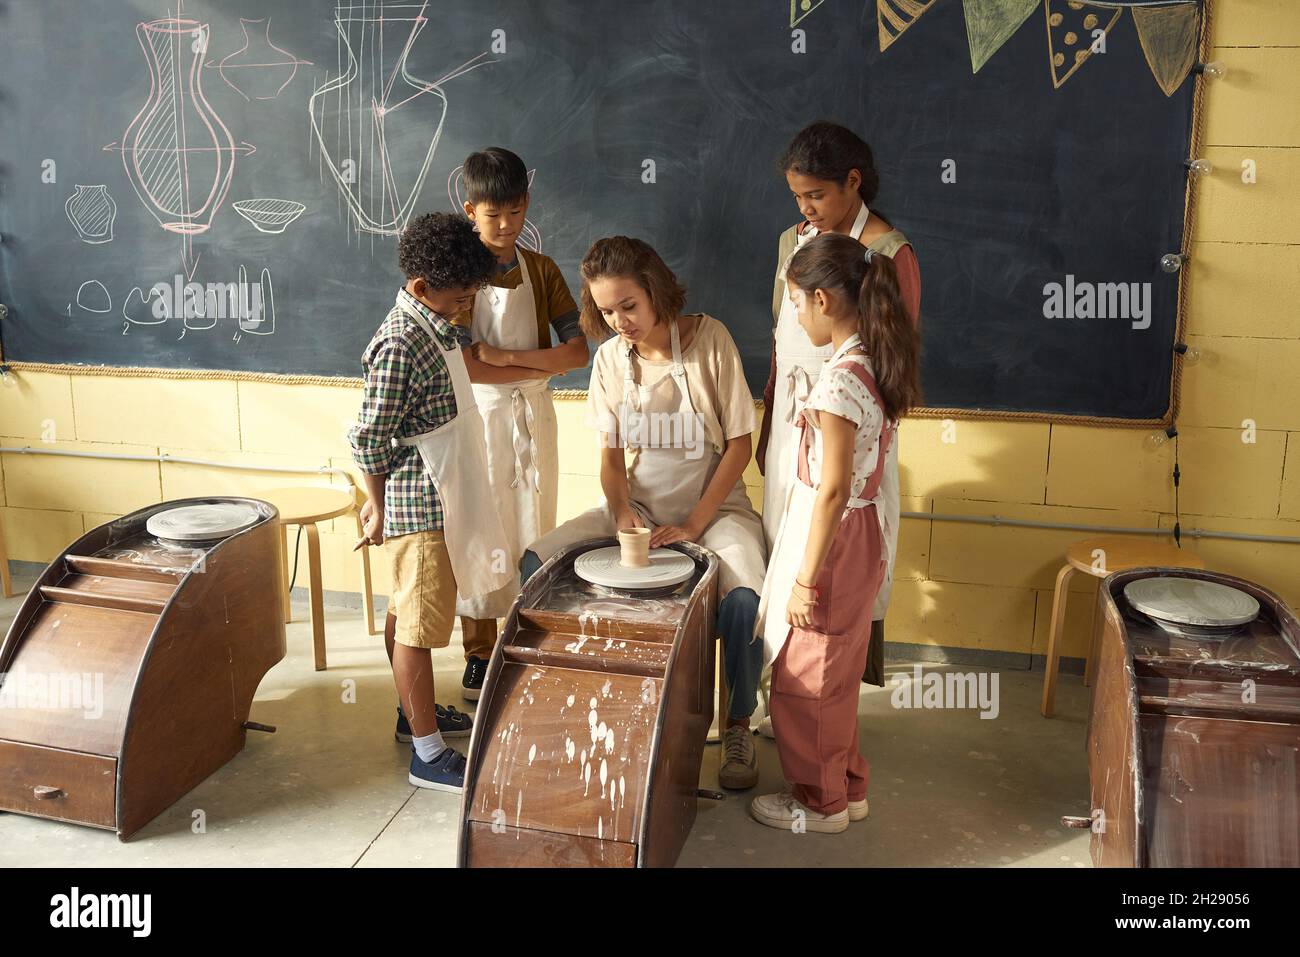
[758,121,921,688]
[751,232,922,833]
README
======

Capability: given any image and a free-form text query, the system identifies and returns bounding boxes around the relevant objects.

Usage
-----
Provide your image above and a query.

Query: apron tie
[508,386,541,492]
[784,366,815,423]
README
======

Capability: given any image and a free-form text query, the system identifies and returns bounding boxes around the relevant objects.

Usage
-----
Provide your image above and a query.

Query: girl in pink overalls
[751,232,922,834]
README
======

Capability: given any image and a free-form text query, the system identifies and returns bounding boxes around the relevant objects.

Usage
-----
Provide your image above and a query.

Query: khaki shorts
[386,530,457,649]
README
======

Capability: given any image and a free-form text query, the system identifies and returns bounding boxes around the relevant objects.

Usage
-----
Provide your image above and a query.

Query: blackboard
[0,0,1199,420]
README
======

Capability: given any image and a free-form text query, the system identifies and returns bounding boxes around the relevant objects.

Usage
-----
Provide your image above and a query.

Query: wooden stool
[261,486,379,671]
[1040,535,1204,717]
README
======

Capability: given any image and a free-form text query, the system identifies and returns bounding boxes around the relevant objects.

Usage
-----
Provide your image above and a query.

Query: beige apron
[458,253,559,618]
[756,338,896,667]
[762,203,870,549]
[394,304,514,600]
[528,319,766,598]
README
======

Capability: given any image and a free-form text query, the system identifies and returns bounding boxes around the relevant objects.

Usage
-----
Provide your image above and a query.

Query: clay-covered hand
[650,518,704,548]
[616,507,645,532]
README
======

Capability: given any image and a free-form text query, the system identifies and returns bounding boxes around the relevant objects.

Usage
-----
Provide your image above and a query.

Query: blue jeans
[520,549,761,721]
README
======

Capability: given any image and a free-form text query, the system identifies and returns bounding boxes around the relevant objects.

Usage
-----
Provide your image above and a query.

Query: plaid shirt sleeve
[349,337,411,475]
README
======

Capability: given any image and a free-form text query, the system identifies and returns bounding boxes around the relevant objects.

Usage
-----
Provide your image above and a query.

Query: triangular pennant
[1045,1,1123,89]
[878,0,937,52]
[963,0,1040,73]
[1133,3,1200,97]
[791,0,827,29]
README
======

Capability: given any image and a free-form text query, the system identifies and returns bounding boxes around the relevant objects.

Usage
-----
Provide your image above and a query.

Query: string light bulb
[1185,158,1213,176]
[1173,341,1201,366]
[1161,253,1188,274]
[1194,60,1227,79]
[1146,425,1178,451]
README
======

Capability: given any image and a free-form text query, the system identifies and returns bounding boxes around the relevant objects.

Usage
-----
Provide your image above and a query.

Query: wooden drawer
[0,739,117,829]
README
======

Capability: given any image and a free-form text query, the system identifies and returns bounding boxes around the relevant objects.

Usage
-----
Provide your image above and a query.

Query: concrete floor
[0,571,1093,867]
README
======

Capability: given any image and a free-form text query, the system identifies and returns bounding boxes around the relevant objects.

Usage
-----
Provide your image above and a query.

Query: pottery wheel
[146,502,262,543]
[573,546,695,590]
[1124,576,1259,630]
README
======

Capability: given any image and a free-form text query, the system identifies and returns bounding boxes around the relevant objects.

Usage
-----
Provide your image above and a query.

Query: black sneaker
[436,703,473,739]
[462,655,488,701]
[408,747,466,793]
[394,706,412,744]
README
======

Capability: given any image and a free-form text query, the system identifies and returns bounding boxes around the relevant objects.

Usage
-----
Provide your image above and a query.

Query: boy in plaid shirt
[350,212,544,791]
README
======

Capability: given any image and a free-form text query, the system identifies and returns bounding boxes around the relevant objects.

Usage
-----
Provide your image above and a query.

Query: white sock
[413,730,447,763]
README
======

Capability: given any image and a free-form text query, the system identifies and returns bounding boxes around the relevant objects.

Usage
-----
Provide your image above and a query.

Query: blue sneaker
[408,747,467,793]
[395,707,412,744]
[436,703,473,739]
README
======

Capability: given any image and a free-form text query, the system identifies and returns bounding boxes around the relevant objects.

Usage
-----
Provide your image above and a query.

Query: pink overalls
[768,357,894,816]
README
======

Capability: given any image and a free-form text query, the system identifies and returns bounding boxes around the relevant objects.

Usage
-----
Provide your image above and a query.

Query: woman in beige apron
[759,121,923,687]
[524,237,768,790]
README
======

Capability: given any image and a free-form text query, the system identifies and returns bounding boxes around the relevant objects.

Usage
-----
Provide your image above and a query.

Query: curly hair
[578,236,687,341]
[397,212,496,290]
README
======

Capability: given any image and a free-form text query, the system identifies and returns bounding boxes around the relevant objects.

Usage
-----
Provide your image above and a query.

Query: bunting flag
[790,0,827,29]
[1045,1,1123,89]
[963,0,1040,73]
[1133,3,1201,97]
[877,0,937,52]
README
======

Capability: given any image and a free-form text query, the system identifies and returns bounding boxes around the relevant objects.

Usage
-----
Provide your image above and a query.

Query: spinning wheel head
[573,546,695,591]
[146,502,263,543]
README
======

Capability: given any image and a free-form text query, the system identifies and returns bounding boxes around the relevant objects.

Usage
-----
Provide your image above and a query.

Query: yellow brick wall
[3,1,1297,663]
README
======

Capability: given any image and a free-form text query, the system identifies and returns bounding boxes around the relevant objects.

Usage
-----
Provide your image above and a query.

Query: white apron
[528,319,766,598]
[755,339,896,667]
[457,253,559,618]
[394,303,514,600]
[762,202,871,550]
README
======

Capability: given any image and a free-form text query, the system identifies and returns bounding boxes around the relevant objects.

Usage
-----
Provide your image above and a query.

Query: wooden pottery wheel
[1123,575,1260,639]
[573,545,695,590]
[146,502,263,543]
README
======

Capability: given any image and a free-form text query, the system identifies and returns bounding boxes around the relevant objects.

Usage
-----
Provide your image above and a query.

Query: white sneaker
[756,713,775,739]
[848,798,869,822]
[750,790,848,834]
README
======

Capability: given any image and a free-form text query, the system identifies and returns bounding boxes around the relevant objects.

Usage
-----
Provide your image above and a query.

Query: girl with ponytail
[750,232,920,835]
[759,120,922,695]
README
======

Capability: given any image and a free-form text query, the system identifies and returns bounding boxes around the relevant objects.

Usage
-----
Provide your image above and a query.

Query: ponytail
[786,233,921,421]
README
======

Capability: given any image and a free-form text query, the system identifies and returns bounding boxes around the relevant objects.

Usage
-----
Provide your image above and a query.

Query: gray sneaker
[718,724,758,790]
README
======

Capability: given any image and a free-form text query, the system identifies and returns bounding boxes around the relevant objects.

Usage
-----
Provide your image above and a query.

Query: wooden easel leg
[1040,564,1075,718]
[279,522,292,624]
[355,508,378,635]
[305,522,327,671]
[0,518,12,599]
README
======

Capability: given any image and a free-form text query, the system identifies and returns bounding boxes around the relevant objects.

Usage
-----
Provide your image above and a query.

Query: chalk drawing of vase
[65,185,117,244]
[309,3,492,236]
[120,18,236,236]
[215,18,311,102]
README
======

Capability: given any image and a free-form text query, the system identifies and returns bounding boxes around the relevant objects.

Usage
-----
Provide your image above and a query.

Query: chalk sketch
[790,0,827,28]
[1133,4,1199,97]
[877,0,936,52]
[963,0,1039,73]
[65,185,117,244]
[232,198,307,234]
[105,13,254,278]
[448,165,541,252]
[1044,0,1121,90]
[123,285,169,326]
[308,1,495,237]
[209,17,312,101]
[75,280,112,314]
[238,265,276,335]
